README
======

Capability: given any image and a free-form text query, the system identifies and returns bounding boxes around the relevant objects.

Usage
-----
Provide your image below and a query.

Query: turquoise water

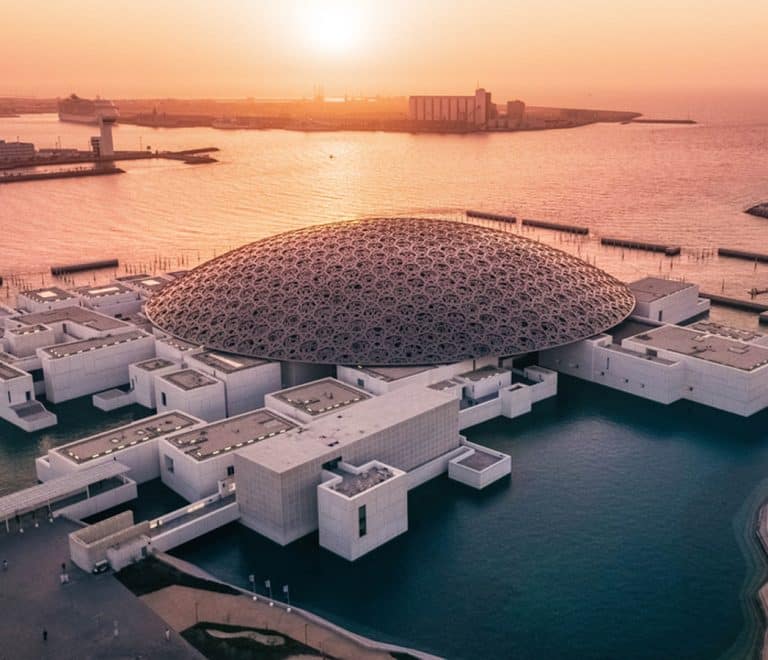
[171,376,768,660]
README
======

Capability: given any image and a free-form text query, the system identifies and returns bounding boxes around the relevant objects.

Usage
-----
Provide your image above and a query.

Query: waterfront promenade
[0,518,203,660]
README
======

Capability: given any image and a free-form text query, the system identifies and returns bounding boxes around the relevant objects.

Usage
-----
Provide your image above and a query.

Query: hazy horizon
[2,0,767,120]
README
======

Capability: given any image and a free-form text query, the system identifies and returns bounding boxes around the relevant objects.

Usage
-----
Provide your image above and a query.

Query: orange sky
[2,0,767,110]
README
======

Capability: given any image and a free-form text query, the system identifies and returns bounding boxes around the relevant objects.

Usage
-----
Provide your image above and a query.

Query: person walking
[165,629,170,642]
[42,629,48,642]
[2,559,7,571]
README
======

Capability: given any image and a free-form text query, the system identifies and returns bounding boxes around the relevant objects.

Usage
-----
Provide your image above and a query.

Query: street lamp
[283,584,290,607]
[265,579,273,600]
[248,574,256,599]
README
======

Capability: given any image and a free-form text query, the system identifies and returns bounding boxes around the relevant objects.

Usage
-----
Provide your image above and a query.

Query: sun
[302,3,365,55]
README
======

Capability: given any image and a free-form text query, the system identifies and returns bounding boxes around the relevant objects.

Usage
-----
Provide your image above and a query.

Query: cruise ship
[57,94,119,124]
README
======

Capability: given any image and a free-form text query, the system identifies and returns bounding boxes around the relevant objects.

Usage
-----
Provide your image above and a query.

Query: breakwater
[522,218,589,234]
[718,248,768,263]
[0,166,124,184]
[51,259,119,275]
[699,292,768,313]
[601,237,681,256]
[466,210,517,223]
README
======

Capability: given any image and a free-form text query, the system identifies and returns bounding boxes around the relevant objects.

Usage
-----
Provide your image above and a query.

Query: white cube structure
[318,461,408,561]
[155,369,226,422]
[449,442,511,490]
[3,324,56,357]
[186,351,282,416]
[38,330,156,403]
[457,365,513,402]
[159,408,297,502]
[0,361,57,431]
[629,277,710,324]
[129,358,180,408]
[75,283,143,318]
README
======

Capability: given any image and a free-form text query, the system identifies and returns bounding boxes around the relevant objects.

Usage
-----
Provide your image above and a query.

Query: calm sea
[1,114,768,659]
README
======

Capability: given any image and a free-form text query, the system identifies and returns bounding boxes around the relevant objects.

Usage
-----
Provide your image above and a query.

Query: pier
[522,218,589,234]
[717,247,768,263]
[0,166,124,185]
[601,237,681,256]
[0,148,219,171]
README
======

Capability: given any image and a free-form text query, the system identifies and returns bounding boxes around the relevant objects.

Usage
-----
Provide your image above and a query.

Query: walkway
[142,584,397,659]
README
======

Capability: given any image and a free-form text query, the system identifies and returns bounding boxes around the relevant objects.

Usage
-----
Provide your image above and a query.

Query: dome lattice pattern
[145,217,635,365]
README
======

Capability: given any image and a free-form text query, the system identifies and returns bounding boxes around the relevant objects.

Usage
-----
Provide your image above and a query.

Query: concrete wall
[69,510,137,572]
[39,334,155,403]
[57,479,137,522]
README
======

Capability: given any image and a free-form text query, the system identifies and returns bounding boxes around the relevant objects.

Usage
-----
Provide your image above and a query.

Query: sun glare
[302,3,364,55]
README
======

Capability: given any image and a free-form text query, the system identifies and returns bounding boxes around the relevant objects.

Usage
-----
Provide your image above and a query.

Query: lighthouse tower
[98,115,115,158]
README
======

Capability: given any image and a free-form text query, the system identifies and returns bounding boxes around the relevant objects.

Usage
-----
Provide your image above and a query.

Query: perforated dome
[145,217,635,365]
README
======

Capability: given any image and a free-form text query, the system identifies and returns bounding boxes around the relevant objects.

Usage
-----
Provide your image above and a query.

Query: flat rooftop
[429,378,463,391]
[75,282,134,298]
[0,361,26,381]
[134,358,176,372]
[43,329,149,359]
[20,286,77,303]
[459,365,509,382]
[7,323,49,336]
[13,306,130,332]
[54,412,198,464]
[239,384,456,473]
[688,320,764,344]
[629,277,694,303]
[167,408,297,461]
[155,335,200,352]
[162,369,220,391]
[331,465,394,497]
[126,276,173,293]
[458,450,504,471]
[628,325,768,372]
[191,350,269,374]
[356,365,433,382]
[271,378,370,416]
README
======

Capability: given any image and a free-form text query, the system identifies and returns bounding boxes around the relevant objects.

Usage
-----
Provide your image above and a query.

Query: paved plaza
[0,517,204,660]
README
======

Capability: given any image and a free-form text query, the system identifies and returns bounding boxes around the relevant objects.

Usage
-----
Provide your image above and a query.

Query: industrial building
[0,139,35,162]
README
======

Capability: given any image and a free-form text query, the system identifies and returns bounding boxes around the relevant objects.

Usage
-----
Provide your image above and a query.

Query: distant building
[0,139,35,162]
[506,100,526,128]
[408,88,493,126]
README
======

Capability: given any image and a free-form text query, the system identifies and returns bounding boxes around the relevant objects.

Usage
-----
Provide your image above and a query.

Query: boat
[57,94,119,124]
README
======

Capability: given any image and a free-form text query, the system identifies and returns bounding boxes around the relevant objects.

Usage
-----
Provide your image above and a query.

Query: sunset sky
[2,0,767,112]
